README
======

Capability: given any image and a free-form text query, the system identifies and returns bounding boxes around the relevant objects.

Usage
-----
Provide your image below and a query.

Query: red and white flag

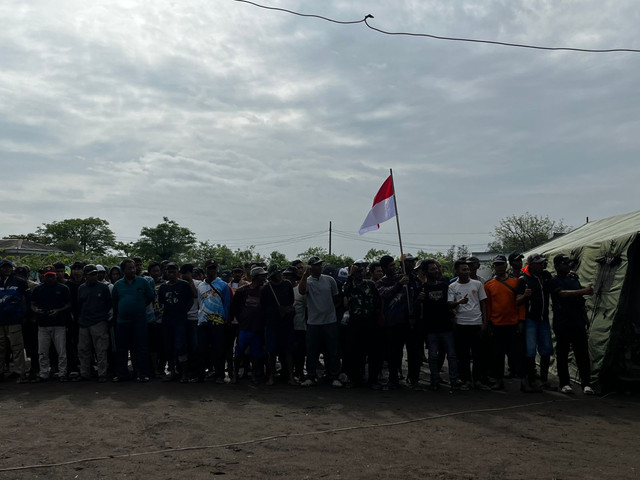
[359,175,396,235]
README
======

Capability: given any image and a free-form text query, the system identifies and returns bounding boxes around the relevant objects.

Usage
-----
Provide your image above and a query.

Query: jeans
[38,326,67,378]
[427,331,458,385]
[78,321,110,378]
[305,322,340,380]
[524,319,553,357]
[163,323,188,367]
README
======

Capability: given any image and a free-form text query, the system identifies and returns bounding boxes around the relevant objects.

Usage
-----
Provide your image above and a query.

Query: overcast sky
[2,0,639,260]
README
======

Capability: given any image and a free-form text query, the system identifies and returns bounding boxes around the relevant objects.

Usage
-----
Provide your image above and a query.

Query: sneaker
[410,382,424,392]
[137,376,150,383]
[459,381,471,391]
[331,379,343,388]
[583,385,595,395]
[16,376,30,384]
[559,384,574,394]
[58,376,68,383]
[301,378,317,387]
[215,377,225,385]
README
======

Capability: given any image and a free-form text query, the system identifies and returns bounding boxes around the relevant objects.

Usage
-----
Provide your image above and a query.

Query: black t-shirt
[230,285,264,332]
[32,282,71,327]
[418,281,454,333]
[261,280,295,328]
[549,275,588,331]
[158,280,193,326]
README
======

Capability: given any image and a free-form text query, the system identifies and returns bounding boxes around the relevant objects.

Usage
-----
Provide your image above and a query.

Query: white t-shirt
[448,278,486,325]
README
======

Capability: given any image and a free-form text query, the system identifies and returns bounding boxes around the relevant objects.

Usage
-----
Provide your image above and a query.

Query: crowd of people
[0,251,595,394]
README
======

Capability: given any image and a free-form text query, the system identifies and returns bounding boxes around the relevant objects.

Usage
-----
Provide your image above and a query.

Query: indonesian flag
[359,175,396,235]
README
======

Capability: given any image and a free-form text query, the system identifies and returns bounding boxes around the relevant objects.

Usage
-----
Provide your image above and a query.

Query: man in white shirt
[448,259,489,390]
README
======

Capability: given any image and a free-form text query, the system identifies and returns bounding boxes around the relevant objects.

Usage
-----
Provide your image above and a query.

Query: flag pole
[389,169,406,275]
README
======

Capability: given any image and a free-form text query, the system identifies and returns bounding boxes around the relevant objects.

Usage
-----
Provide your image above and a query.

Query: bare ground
[1,373,639,480]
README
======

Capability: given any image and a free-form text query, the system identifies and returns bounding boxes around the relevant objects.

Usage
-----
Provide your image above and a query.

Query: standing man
[517,254,554,392]
[299,256,341,387]
[261,265,296,385]
[195,259,231,383]
[158,263,193,383]
[448,259,489,390]
[376,255,410,389]
[483,255,525,391]
[549,254,595,395]
[415,259,458,391]
[342,261,381,387]
[0,260,29,383]
[31,266,71,382]
[77,264,112,382]
[508,253,524,278]
[111,258,155,382]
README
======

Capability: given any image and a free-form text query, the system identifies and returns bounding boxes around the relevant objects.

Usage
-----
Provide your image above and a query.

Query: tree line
[3,213,569,276]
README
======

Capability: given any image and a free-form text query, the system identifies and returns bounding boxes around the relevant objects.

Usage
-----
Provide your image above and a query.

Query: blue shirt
[112,276,155,324]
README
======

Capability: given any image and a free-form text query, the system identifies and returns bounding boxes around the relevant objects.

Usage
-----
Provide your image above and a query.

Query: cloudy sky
[2,0,639,260]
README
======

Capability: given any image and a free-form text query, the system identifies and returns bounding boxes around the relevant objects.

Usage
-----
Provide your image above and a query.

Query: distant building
[0,238,66,257]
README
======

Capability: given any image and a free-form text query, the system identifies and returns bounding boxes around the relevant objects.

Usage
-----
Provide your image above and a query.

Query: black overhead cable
[234,0,640,54]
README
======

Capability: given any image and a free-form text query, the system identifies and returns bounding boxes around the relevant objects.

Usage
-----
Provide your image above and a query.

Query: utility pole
[329,221,332,255]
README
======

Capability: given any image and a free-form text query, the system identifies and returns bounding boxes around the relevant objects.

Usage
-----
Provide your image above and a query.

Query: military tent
[524,210,640,392]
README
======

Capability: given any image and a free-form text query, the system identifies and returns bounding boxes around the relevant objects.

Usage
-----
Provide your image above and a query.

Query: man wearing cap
[517,253,554,391]
[376,255,410,389]
[158,263,194,382]
[415,259,458,391]
[299,256,341,387]
[283,266,306,380]
[466,256,487,284]
[31,266,72,382]
[195,259,231,383]
[0,260,29,383]
[342,260,382,387]
[549,254,595,395]
[448,258,489,390]
[508,253,525,278]
[77,264,112,382]
[229,266,268,383]
[261,265,296,385]
[483,255,525,390]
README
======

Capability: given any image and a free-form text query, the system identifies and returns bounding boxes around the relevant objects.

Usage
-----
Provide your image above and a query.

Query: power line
[234,0,640,54]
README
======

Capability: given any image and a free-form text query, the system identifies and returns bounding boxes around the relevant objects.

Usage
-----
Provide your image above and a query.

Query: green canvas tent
[524,210,640,392]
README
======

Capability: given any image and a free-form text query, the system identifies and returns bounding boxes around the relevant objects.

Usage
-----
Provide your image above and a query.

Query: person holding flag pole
[359,170,416,389]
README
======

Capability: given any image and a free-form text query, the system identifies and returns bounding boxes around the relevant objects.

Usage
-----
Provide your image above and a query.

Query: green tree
[488,212,570,253]
[133,217,196,262]
[417,245,469,278]
[297,247,353,268]
[32,217,116,254]
[363,248,391,263]
[188,242,265,271]
[267,251,289,268]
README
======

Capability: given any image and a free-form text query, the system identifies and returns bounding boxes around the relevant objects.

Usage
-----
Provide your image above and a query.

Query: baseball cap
[308,256,323,265]
[83,264,98,275]
[553,254,572,265]
[251,266,268,277]
[527,253,547,264]
[267,264,282,278]
[492,254,507,264]
[508,252,524,263]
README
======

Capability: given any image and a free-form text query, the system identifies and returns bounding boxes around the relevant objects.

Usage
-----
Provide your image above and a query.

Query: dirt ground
[1,371,639,480]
